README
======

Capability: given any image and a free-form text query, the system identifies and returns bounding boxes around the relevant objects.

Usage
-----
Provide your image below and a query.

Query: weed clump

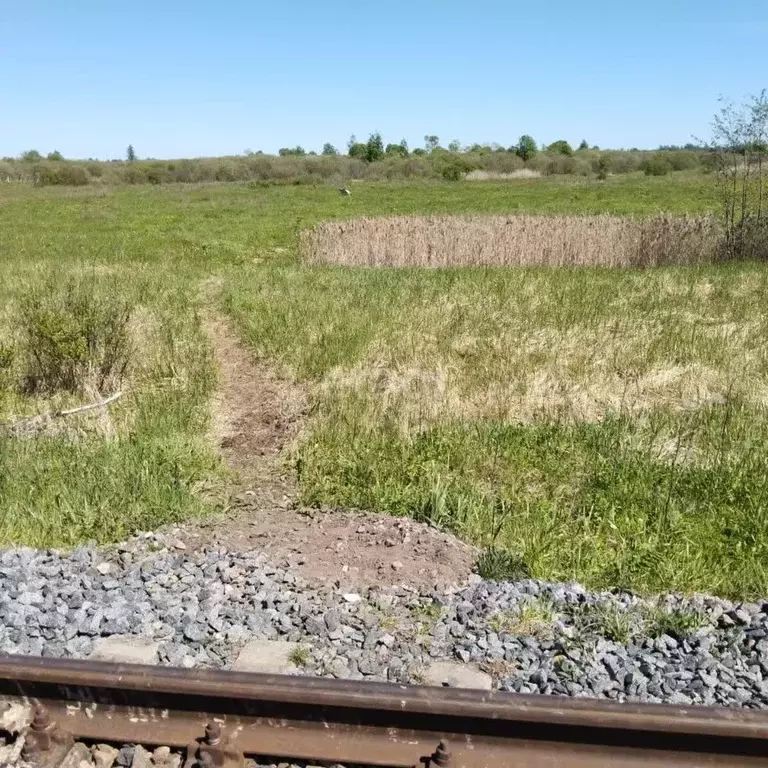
[289,645,311,667]
[644,605,705,639]
[18,276,132,395]
[476,548,530,581]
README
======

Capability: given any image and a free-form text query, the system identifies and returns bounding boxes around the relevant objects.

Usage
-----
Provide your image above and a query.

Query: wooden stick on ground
[0,391,123,436]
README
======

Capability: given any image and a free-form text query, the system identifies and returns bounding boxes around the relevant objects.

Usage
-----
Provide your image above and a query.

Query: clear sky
[1,0,766,159]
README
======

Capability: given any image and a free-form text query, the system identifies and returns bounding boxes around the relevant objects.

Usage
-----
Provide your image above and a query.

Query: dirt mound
[195,309,476,591]
[175,500,477,592]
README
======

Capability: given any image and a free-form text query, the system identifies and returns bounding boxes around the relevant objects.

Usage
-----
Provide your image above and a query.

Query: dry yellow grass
[303,214,720,268]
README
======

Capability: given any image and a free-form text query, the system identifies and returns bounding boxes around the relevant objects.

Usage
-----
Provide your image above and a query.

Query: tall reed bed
[302,214,721,268]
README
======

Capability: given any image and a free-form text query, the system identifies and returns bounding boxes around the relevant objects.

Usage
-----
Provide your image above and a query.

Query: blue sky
[1,0,766,159]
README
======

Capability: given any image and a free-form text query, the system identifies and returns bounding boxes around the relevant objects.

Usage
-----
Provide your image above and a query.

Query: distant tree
[424,135,440,153]
[578,139,589,151]
[515,135,537,161]
[278,146,306,156]
[347,135,367,159]
[412,148,427,156]
[365,132,385,162]
[47,150,64,161]
[708,90,768,260]
[308,151,317,155]
[385,142,408,157]
[448,139,462,153]
[591,145,600,150]
[126,145,136,162]
[548,140,573,156]
[21,149,42,162]
[322,142,339,156]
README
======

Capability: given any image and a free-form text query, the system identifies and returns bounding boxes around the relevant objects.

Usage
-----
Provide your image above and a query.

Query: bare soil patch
[171,500,477,592]
[193,310,476,591]
[205,311,306,502]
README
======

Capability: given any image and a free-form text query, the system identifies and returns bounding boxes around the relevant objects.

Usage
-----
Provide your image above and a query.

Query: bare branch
[0,391,123,437]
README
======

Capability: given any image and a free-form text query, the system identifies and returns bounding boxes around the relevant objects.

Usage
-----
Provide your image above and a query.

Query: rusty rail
[1,655,768,766]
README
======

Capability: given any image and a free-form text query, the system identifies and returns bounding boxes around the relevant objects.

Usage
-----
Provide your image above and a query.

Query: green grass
[0,261,218,546]
[224,250,768,599]
[6,172,768,599]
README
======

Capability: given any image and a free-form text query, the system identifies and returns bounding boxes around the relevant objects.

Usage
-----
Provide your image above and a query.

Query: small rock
[115,745,135,767]
[59,743,92,768]
[93,743,120,768]
[131,744,152,768]
[342,593,362,604]
[423,660,492,690]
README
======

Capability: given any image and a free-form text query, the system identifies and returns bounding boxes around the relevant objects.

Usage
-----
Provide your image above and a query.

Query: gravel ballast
[2,532,768,709]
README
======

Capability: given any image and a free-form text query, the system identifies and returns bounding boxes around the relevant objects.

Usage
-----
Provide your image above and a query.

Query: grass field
[4,172,768,598]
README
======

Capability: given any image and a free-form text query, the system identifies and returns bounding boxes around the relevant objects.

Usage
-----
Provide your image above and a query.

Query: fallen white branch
[1,391,124,436]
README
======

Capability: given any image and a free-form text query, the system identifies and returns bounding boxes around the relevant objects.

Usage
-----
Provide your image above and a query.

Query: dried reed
[302,214,721,268]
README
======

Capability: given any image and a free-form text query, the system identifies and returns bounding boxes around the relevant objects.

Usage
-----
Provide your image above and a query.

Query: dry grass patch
[303,214,720,268]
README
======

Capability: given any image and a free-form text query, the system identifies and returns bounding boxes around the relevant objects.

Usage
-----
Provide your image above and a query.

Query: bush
[643,154,673,176]
[18,276,133,395]
[32,163,90,187]
[664,150,700,171]
[547,140,573,156]
[596,155,609,180]
[536,155,578,175]
[432,151,474,181]
[601,151,643,175]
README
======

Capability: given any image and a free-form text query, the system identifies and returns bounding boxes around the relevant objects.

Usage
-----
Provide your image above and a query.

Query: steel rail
[1,655,768,767]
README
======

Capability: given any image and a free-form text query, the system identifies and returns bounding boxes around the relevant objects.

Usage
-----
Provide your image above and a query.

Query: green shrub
[596,155,609,180]
[516,135,538,161]
[433,152,474,181]
[541,155,577,175]
[33,163,89,187]
[18,276,132,395]
[548,140,574,156]
[664,150,699,171]
[643,154,673,176]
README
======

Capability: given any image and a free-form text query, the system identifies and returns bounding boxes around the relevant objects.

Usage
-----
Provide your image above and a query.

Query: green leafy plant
[515,135,537,161]
[18,276,132,395]
[547,140,573,156]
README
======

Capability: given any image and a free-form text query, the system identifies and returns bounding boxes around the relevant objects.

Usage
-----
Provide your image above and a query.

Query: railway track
[1,656,768,767]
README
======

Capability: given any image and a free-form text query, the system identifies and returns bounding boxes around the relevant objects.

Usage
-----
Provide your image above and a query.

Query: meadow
[3,171,768,598]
